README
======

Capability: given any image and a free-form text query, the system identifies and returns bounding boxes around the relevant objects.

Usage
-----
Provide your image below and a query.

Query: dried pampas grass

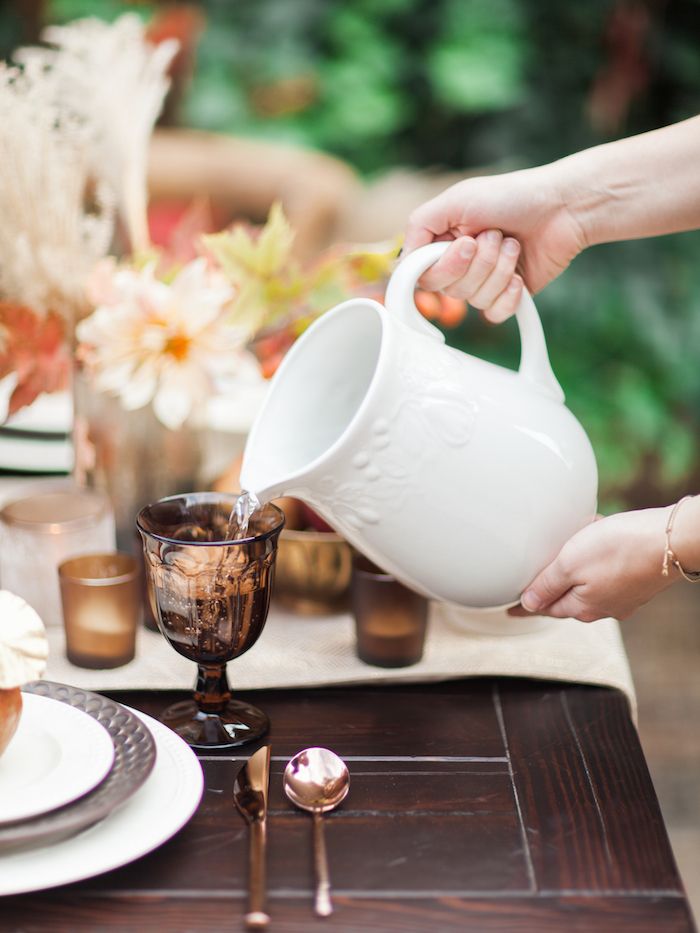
[0,14,178,322]
[26,14,178,254]
[0,60,114,322]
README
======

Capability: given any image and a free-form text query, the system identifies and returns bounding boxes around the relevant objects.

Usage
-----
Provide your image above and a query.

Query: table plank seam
[330,770,509,776]
[197,755,510,763]
[561,691,614,871]
[265,809,508,817]
[215,771,510,781]
[78,888,688,900]
[537,888,687,898]
[493,682,537,894]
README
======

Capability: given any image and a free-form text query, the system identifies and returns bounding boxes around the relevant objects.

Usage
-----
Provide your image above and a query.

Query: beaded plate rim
[0,680,156,852]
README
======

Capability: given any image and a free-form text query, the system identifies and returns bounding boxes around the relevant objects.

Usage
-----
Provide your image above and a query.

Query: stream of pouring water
[227,489,261,539]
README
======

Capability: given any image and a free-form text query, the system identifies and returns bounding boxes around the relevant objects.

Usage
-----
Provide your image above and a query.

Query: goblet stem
[195,663,232,713]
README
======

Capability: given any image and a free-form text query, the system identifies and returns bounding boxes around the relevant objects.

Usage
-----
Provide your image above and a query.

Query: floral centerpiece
[77,257,241,432]
[0,14,177,416]
[76,202,400,432]
[0,13,464,549]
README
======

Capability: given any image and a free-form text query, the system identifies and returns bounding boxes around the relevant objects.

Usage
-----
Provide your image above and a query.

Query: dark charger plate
[0,681,156,853]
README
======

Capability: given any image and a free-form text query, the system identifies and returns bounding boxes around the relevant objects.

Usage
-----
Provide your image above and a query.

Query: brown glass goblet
[137,493,284,749]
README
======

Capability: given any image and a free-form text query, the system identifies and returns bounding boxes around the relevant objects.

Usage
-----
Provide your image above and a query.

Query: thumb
[402,224,439,256]
[403,190,466,254]
[520,557,571,613]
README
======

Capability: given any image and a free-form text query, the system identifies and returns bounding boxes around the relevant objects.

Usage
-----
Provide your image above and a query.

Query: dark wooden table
[2,679,695,932]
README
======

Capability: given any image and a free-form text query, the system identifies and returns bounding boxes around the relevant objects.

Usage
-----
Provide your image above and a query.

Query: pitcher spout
[239,295,386,507]
[237,466,291,505]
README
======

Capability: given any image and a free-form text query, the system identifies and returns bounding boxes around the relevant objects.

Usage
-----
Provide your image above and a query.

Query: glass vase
[73,373,206,627]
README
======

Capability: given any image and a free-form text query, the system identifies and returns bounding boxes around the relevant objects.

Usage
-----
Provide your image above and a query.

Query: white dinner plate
[0,693,115,825]
[0,709,204,895]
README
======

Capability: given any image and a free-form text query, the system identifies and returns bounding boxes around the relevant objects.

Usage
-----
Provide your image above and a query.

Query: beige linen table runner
[44,601,636,718]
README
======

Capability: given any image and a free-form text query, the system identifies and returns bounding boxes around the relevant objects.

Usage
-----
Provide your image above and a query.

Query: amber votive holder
[58,553,140,669]
[351,555,429,668]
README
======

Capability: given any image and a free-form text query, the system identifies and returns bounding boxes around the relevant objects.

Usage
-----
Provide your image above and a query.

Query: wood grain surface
[1,679,695,932]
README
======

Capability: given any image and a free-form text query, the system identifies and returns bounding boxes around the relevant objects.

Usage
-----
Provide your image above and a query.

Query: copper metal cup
[351,555,429,668]
[59,553,140,669]
[274,528,352,614]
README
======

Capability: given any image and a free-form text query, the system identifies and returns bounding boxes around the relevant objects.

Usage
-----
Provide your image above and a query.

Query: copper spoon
[283,747,350,917]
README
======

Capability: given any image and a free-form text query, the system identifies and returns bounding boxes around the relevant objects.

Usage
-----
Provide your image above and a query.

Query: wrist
[547,151,607,249]
[548,144,652,249]
[532,157,595,252]
[666,495,700,578]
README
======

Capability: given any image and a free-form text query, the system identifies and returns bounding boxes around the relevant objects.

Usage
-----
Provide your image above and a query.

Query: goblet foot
[160,698,270,749]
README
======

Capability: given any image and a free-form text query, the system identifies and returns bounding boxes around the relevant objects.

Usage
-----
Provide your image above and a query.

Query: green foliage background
[2,0,700,508]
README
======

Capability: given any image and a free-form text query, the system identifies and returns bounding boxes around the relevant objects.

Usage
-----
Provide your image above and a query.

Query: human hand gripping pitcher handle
[240,242,598,609]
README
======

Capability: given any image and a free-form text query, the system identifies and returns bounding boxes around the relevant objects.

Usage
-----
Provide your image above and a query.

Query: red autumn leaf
[0,303,71,419]
[148,196,217,264]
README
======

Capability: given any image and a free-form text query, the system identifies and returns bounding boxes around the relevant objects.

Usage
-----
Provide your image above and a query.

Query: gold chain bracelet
[662,495,700,583]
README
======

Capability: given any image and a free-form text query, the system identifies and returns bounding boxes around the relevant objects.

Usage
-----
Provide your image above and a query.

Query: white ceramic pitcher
[240,242,598,608]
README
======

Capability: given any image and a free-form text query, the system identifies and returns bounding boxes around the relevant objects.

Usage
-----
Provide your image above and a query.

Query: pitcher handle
[385,241,565,403]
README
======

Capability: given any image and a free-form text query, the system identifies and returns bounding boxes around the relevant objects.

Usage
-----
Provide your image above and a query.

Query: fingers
[509,590,603,622]
[485,275,523,323]
[469,236,522,321]
[520,556,572,614]
[511,592,607,623]
[518,553,609,622]
[535,591,607,623]
[442,230,505,302]
[417,236,476,292]
[413,232,523,323]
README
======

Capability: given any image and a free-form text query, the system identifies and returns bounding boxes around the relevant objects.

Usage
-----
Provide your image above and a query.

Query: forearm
[549,115,700,247]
